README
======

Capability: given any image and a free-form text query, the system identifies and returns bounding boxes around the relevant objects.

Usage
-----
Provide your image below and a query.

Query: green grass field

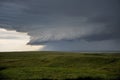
[0,51,120,80]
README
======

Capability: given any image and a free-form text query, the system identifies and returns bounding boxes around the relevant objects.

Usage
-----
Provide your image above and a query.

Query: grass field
[0,51,120,80]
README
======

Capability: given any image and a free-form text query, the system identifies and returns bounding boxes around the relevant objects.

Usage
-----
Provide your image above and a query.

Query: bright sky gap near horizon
[0,28,44,52]
[0,0,120,52]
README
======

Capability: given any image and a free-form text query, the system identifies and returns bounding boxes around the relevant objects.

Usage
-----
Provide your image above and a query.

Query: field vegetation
[0,51,120,80]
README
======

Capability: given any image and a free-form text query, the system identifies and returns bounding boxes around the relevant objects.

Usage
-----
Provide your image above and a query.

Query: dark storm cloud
[41,38,120,51]
[0,0,120,51]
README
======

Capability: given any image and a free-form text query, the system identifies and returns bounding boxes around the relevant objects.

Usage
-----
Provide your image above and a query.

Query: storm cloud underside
[0,0,120,51]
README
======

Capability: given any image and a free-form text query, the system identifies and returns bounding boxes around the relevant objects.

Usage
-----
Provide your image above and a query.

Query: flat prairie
[0,51,120,80]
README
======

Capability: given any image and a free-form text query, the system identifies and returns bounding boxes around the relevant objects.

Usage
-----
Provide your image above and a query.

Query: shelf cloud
[0,0,120,51]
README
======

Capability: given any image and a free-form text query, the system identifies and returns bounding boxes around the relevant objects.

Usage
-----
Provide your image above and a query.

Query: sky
[0,0,120,52]
[0,28,44,52]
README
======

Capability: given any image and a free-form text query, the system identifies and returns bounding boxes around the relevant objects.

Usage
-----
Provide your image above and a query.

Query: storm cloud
[0,0,120,51]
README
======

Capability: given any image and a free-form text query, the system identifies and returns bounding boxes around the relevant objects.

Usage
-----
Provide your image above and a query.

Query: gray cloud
[42,39,120,51]
[0,0,120,51]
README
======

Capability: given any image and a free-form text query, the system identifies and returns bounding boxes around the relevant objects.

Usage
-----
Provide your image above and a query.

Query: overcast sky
[0,0,120,51]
